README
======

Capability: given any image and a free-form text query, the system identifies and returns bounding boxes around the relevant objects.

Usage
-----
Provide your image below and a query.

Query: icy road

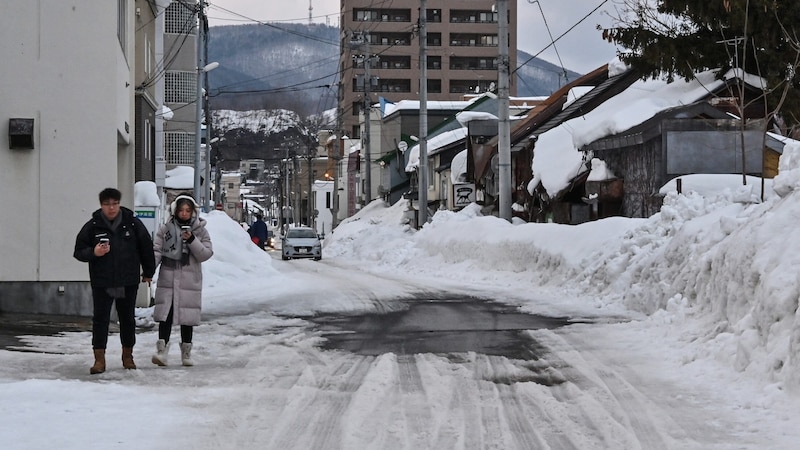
[1,256,793,450]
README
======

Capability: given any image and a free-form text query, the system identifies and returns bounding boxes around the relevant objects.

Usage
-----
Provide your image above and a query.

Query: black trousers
[158,305,193,344]
[92,286,138,349]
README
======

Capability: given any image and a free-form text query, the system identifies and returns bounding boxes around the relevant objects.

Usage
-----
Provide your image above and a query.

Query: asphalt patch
[309,298,582,360]
[0,313,92,350]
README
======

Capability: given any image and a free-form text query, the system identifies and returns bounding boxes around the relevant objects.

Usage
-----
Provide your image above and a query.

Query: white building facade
[0,1,140,314]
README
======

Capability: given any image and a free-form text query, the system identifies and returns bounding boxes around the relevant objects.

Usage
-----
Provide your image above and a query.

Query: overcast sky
[206,0,622,74]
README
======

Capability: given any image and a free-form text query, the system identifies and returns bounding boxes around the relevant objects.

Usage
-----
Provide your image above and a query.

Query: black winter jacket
[74,207,156,288]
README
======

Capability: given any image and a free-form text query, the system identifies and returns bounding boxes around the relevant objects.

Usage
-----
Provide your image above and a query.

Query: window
[480,35,499,46]
[144,34,153,76]
[426,9,441,23]
[165,71,196,103]
[354,10,379,22]
[479,12,499,23]
[164,132,195,165]
[117,0,128,57]
[326,192,331,208]
[144,119,152,160]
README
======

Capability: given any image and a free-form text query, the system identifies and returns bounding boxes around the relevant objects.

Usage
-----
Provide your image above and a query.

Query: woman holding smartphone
[151,193,213,366]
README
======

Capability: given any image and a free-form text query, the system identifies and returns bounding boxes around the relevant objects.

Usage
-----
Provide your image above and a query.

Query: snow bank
[327,147,800,391]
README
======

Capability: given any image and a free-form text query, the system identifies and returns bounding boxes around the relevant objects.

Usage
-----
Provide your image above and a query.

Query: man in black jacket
[74,188,156,374]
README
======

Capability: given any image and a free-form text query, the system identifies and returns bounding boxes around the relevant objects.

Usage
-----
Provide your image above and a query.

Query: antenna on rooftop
[309,0,313,24]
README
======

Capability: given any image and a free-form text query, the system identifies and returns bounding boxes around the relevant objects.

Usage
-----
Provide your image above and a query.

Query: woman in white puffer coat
[151,194,213,367]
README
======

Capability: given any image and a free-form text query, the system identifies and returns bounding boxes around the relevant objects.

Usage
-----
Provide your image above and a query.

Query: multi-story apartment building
[339,0,518,139]
[162,1,203,186]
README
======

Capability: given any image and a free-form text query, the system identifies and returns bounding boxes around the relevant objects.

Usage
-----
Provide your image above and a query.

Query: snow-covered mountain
[207,23,579,118]
[212,109,303,135]
[208,23,339,116]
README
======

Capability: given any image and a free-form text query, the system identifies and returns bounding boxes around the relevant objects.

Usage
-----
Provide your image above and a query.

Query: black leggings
[158,305,193,344]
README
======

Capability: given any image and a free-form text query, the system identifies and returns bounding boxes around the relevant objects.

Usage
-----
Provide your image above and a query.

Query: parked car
[281,227,322,261]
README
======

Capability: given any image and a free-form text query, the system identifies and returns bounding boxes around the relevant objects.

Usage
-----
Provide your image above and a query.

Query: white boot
[180,342,194,366]
[151,339,169,366]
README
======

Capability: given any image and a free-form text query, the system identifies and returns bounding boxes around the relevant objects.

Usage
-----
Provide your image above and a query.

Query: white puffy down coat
[153,217,214,326]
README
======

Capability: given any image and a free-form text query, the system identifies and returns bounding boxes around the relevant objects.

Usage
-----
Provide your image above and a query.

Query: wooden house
[582,92,783,218]
[469,65,641,222]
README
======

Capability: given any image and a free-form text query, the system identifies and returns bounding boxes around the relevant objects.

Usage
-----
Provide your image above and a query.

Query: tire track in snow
[395,354,435,449]
[532,327,713,449]
[267,354,375,449]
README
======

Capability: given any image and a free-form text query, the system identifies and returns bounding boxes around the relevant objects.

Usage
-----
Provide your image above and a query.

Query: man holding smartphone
[74,188,156,374]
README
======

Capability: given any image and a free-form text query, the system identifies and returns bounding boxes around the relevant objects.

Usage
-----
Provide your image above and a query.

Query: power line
[513,0,609,76]
[528,0,569,83]
[207,3,339,47]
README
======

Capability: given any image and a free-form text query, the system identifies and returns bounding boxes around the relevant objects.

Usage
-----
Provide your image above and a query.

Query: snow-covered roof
[532,66,769,196]
[383,100,472,117]
[405,128,468,172]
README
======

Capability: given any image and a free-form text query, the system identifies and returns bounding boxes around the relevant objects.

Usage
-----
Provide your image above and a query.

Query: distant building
[162,1,208,207]
[220,172,245,221]
[339,0,518,140]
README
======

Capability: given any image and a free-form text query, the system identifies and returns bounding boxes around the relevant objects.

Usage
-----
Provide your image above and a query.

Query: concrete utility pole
[307,143,314,228]
[363,41,373,207]
[352,32,377,207]
[193,0,206,205]
[418,0,429,227]
[331,105,342,229]
[294,154,301,225]
[497,0,512,221]
[285,146,291,228]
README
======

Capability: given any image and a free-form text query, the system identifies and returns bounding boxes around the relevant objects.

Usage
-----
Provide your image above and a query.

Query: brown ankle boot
[90,349,106,374]
[121,346,136,370]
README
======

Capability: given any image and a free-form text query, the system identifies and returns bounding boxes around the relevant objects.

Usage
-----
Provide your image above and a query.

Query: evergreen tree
[603,0,800,127]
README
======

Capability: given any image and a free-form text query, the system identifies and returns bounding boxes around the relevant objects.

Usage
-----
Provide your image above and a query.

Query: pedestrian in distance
[249,214,268,250]
[151,194,213,367]
[74,187,156,374]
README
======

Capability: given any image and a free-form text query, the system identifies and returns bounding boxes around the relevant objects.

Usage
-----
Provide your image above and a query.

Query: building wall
[0,0,135,313]
[163,1,198,168]
[220,172,243,220]
[312,181,334,237]
[134,0,159,183]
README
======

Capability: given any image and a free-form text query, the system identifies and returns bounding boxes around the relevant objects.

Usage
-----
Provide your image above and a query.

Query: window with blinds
[165,71,196,104]
[165,2,197,35]
[164,132,196,165]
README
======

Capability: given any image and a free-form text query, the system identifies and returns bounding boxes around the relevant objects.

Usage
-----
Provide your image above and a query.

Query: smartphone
[99,238,109,244]
[181,226,190,231]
